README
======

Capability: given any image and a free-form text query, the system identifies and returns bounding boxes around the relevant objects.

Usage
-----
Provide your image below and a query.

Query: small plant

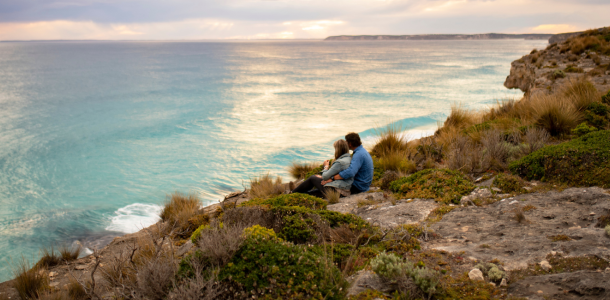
[602,91,610,104]
[552,69,566,79]
[605,224,610,236]
[12,257,49,300]
[59,244,82,262]
[249,173,285,199]
[371,251,405,279]
[474,262,505,282]
[492,173,525,193]
[513,207,526,223]
[565,65,584,73]
[325,188,341,204]
[242,224,279,240]
[572,122,598,136]
[522,205,536,211]
[160,192,201,235]
[547,234,571,242]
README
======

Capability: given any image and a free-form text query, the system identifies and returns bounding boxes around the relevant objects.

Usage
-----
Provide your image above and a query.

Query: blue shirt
[338,145,374,192]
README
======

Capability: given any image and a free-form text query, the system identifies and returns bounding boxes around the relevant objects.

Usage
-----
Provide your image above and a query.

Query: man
[323,132,374,194]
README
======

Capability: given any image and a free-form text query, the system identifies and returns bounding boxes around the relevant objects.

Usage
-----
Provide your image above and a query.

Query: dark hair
[345,132,362,148]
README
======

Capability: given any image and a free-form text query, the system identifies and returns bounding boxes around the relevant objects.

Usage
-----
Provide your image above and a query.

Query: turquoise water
[0,39,546,281]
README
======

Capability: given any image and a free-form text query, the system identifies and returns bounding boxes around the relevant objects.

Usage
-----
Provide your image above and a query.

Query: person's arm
[336,152,362,180]
[322,160,343,180]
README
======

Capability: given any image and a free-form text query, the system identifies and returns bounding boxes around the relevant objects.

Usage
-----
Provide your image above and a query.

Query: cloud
[0,0,608,40]
[530,24,579,34]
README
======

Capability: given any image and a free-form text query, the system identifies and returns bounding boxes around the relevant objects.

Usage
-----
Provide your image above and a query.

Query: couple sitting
[291,132,374,199]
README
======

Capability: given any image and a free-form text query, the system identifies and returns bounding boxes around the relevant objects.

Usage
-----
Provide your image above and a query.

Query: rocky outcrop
[549,31,583,44]
[504,30,610,96]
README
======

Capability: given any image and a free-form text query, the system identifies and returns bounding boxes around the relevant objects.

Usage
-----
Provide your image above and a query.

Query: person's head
[333,139,350,159]
[345,132,362,150]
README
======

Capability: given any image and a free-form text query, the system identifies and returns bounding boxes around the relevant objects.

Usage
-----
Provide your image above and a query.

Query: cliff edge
[505,27,610,96]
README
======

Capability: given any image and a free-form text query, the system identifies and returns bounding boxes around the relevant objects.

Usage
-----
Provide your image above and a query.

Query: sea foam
[106,203,163,234]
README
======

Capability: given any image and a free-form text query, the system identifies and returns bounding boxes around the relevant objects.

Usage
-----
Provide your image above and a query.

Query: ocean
[0,39,547,281]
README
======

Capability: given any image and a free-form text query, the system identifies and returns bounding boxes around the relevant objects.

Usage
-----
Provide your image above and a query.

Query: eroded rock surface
[508,270,610,299]
[428,187,610,270]
[328,192,438,228]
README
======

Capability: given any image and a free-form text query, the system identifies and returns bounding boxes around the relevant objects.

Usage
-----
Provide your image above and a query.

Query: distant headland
[325,33,553,41]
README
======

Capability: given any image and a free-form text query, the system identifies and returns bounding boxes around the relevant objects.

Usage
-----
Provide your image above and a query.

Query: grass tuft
[12,257,49,300]
[288,162,319,180]
[249,173,285,199]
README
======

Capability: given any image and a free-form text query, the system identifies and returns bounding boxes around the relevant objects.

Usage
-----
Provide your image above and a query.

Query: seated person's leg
[350,185,363,195]
[291,175,318,194]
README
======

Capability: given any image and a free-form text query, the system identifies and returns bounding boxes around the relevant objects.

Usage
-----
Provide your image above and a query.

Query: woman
[291,139,353,198]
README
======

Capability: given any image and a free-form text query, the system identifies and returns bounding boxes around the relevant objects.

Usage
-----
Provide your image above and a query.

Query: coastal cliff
[505,27,610,96]
[3,28,610,300]
[325,33,552,41]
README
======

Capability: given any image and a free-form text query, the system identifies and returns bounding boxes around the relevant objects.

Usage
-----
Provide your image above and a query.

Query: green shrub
[552,70,566,79]
[605,224,610,236]
[219,236,346,299]
[565,65,584,73]
[492,173,525,193]
[602,91,610,104]
[389,169,475,204]
[242,193,327,210]
[586,102,610,116]
[572,122,598,136]
[270,206,368,244]
[509,130,610,187]
[475,263,505,282]
[242,224,279,240]
[408,265,440,296]
[190,224,210,243]
[370,252,405,279]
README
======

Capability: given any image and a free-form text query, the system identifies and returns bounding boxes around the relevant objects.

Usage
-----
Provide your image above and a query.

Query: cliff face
[505,28,610,96]
[325,33,552,41]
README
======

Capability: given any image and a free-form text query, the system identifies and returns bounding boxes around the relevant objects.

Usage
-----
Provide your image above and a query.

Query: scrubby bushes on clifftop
[509,130,610,187]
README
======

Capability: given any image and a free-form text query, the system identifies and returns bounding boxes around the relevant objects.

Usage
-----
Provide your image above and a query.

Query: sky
[0,0,608,41]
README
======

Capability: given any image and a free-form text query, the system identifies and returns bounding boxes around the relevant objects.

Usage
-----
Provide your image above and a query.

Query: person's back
[336,133,374,194]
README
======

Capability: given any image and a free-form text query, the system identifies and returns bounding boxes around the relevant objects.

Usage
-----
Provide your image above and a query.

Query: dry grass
[521,127,550,156]
[445,134,480,173]
[159,192,201,234]
[288,162,319,180]
[561,77,602,111]
[528,93,580,136]
[371,122,410,157]
[481,130,510,171]
[375,151,417,174]
[249,173,285,199]
[324,188,341,204]
[441,103,479,132]
[12,257,48,300]
[59,244,81,262]
[136,255,176,300]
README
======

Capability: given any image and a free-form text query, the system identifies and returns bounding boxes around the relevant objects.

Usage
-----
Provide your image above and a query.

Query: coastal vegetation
[6,29,610,300]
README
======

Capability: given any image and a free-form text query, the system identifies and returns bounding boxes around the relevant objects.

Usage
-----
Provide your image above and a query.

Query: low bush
[520,127,550,156]
[379,170,400,190]
[288,161,320,180]
[370,252,440,298]
[474,263,505,282]
[572,122,598,136]
[242,193,327,210]
[371,251,405,279]
[552,69,566,79]
[219,233,346,299]
[492,173,525,193]
[389,169,475,204]
[565,65,584,73]
[602,91,610,104]
[509,130,610,187]
[375,151,417,174]
[249,173,285,199]
[606,225,610,236]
